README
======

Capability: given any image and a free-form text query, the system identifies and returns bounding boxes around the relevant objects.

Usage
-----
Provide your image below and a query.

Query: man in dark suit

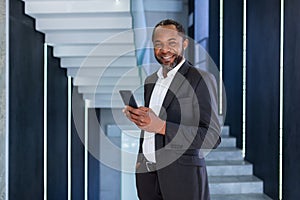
[123,19,221,200]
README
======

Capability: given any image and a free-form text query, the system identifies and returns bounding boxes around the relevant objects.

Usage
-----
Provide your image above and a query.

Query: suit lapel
[144,73,158,107]
[159,61,190,117]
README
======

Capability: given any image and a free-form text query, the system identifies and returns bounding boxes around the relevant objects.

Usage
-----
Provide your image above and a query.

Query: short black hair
[152,19,186,41]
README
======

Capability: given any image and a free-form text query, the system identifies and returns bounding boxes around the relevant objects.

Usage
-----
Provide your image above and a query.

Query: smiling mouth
[161,55,173,62]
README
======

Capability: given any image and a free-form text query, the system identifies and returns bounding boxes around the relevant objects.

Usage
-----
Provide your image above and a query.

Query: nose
[160,45,170,53]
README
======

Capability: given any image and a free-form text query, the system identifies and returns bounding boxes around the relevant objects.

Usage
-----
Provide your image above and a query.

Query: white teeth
[162,56,172,60]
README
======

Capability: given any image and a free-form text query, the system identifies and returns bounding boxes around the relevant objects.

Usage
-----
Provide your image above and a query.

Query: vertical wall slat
[71,86,85,200]
[88,108,100,199]
[68,77,72,200]
[283,0,300,199]
[223,0,243,148]
[246,0,280,198]
[9,0,44,199]
[279,0,284,199]
[47,46,68,200]
[43,43,48,200]
[84,102,88,200]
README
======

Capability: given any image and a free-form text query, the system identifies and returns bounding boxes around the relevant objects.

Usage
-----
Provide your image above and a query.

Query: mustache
[161,55,183,70]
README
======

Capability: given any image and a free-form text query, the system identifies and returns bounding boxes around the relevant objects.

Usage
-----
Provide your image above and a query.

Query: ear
[183,38,189,50]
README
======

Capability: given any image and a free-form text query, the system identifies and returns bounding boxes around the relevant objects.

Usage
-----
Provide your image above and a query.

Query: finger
[128,106,148,116]
[131,116,140,122]
[133,119,146,127]
[124,110,133,120]
[123,106,133,116]
[124,108,147,128]
[138,107,150,112]
[131,115,145,125]
[126,114,140,125]
[124,109,138,121]
[132,119,140,124]
[124,107,140,119]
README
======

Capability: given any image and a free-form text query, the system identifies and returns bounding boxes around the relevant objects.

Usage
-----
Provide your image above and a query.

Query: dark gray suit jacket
[136,60,221,200]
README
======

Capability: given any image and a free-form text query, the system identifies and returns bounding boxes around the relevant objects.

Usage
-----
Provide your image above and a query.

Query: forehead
[153,25,181,41]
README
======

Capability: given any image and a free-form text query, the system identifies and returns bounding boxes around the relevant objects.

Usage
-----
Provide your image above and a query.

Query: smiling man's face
[152,25,188,72]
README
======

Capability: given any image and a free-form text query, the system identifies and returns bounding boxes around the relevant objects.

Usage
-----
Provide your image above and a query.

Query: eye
[154,43,162,49]
[169,41,177,47]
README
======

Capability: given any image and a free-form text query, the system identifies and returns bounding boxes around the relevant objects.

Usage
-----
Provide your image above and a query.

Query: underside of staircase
[22,0,272,199]
[23,0,141,108]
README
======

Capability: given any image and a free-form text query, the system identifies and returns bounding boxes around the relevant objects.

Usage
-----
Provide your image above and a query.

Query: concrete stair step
[61,57,136,68]
[86,100,143,109]
[83,93,143,104]
[116,126,231,138]
[206,147,243,161]
[67,67,140,77]
[209,175,263,194]
[73,76,141,86]
[211,194,272,200]
[35,16,132,31]
[54,44,135,57]
[24,0,130,16]
[206,160,253,176]
[88,99,132,108]
[46,30,134,45]
[221,126,230,136]
[218,136,236,148]
[78,85,143,94]
[142,0,183,12]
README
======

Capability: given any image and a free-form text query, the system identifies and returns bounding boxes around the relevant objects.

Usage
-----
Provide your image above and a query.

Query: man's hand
[123,106,166,135]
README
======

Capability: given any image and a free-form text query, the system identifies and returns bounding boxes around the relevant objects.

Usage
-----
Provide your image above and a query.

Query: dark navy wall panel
[246,0,280,198]
[88,109,100,200]
[208,0,220,68]
[47,47,68,200]
[9,0,44,199]
[187,0,195,62]
[283,0,300,199]
[188,0,194,39]
[99,109,121,200]
[71,86,85,200]
[223,0,243,148]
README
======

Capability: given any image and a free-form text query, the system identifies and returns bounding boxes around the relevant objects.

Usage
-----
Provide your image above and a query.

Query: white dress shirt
[143,59,185,163]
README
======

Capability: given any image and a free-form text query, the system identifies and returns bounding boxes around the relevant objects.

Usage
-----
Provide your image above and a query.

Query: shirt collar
[157,58,186,79]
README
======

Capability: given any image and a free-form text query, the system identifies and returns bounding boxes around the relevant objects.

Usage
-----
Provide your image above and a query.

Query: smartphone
[119,90,138,108]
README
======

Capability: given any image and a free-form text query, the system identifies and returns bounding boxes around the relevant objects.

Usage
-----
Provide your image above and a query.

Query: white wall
[0,0,7,199]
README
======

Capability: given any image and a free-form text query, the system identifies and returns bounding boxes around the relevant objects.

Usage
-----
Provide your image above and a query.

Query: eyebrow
[154,38,177,43]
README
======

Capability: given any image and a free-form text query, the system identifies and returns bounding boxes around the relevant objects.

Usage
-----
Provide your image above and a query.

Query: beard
[156,54,183,72]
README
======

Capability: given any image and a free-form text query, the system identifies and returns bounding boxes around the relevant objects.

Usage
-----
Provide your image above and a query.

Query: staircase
[208,126,271,199]
[120,125,272,200]
[22,0,142,108]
